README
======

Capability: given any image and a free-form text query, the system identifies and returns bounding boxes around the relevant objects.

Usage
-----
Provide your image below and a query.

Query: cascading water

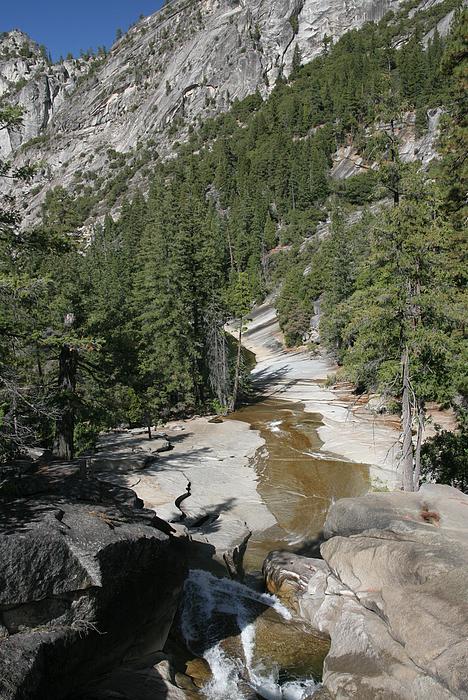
[181,569,320,700]
[176,398,365,699]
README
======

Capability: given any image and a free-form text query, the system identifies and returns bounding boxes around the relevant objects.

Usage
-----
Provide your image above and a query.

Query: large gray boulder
[265,485,468,699]
[0,464,186,700]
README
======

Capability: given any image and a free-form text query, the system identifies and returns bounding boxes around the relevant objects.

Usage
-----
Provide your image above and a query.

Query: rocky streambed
[1,304,465,699]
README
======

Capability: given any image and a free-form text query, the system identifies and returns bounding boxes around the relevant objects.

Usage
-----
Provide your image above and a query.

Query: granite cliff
[1,0,407,228]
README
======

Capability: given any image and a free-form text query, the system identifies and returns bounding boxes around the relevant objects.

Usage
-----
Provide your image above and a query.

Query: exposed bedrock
[0,463,186,700]
[0,0,406,228]
[264,484,468,699]
[93,420,268,580]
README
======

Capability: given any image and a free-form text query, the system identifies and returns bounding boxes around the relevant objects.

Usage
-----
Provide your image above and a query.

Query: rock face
[0,463,185,700]
[264,484,468,700]
[330,108,443,179]
[0,31,97,154]
[1,0,403,228]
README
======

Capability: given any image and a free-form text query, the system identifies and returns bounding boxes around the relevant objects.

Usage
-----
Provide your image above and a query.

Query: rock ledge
[264,484,468,700]
[0,463,185,700]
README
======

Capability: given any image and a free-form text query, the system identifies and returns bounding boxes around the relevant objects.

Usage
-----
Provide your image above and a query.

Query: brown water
[178,397,370,698]
[231,397,370,574]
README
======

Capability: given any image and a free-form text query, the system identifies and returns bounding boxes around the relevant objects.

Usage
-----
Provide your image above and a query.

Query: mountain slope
[0,0,465,478]
[1,0,408,226]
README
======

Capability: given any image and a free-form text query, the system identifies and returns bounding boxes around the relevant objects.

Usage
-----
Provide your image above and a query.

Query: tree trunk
[413,400,425,491]
[389,119,400,206]
[400,346,414,491]
[54,341,78,460]
[230,318,243,411]
[54,313,78,460]
[206,305,229,410]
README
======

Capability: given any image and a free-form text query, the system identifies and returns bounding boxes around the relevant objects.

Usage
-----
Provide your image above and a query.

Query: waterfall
[181,569,319,700]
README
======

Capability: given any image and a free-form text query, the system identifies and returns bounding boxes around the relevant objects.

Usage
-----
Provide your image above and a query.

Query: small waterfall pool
[181,569,326,699]
[176,398,370,698]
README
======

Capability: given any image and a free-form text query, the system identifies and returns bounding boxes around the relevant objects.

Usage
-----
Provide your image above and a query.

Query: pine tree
[291,43,302,75]
[398,30,427,105]
[341,169,464,490]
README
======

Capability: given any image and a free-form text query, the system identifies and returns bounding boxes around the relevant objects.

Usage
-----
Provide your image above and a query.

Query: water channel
[179,396,371,699]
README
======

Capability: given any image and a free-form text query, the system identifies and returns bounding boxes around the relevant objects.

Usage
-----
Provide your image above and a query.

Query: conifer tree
[340,170,464,490]
[398,30,427,104]
[291,43,302,75]
[225,271,254,410]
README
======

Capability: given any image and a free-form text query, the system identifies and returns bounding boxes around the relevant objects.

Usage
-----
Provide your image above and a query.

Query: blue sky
[2,1,164,61]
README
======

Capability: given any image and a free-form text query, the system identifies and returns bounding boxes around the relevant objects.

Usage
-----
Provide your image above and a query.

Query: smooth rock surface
[1,0,405,229]
[264,485,468,699]
[242,302,400,486]
[94,417,276,579]
[330,108,443,179]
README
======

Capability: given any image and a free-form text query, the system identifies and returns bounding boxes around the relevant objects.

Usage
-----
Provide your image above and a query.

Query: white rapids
[181,569,320,700]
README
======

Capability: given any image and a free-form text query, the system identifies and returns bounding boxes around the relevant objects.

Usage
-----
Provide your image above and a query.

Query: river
[174,305,397,699]
[178,398,361,699]
[94,304,398,698]
[234,397,369,575]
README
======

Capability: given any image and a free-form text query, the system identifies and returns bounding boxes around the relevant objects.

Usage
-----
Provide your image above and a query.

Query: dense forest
[0,0,466,489]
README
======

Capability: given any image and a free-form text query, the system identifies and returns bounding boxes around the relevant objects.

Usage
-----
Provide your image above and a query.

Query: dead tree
[54,313,78,460]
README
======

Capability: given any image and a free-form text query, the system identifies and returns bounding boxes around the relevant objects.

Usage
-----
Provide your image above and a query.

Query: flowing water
[181,569,327,699]
[235,397,369,573]
[179,397,370,699]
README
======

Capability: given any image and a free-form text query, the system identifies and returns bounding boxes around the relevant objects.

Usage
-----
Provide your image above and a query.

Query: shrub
[420,426,468,493]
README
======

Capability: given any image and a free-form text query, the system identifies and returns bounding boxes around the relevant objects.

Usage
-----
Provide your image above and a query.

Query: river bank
[242,303,400,489]
[95,303,401,574]
[96,415,275,533]
[265,484,468,700]
[2,302,460,700]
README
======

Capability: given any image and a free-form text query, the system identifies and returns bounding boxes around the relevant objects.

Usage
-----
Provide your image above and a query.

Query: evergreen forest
[1,0,466,490]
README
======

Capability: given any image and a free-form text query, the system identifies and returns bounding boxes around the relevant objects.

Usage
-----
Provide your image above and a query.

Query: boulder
[264,485,468,699]
[188,514,251,579]
[91,432,173,474]
[0,464,186,700]
[263,551,330,613]
[21,447,55,464]
[133,438,173,454]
